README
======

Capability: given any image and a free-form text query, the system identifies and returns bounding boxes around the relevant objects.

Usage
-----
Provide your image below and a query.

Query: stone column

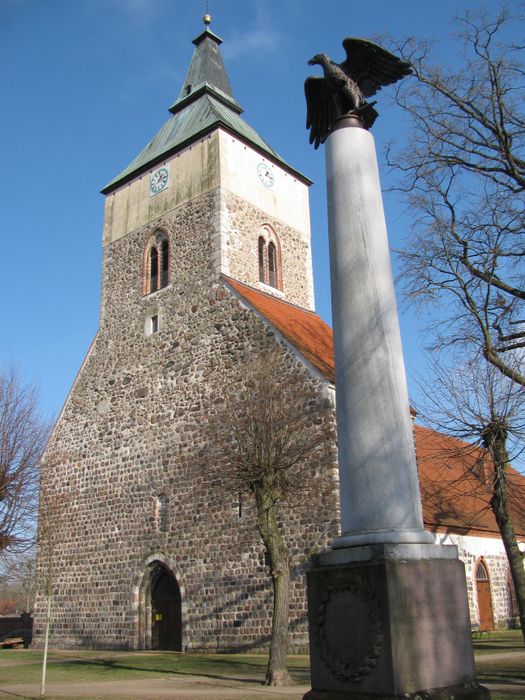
[326,117,433,548]
[303,117,488,699]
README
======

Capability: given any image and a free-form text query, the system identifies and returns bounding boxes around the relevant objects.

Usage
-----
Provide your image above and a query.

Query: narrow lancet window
[258,237,266,282]
[150,247,158,293]
[268,242,277,288]
[156,494,168,532]
[161,239,169,288]
[238,492,243,518]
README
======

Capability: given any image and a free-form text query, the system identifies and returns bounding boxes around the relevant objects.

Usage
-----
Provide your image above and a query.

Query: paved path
[0,675,310,700]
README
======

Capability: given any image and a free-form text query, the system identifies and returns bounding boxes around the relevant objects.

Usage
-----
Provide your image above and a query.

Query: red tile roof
[224,276,525,539]
[415,424,525,537]
[224,277,335,382]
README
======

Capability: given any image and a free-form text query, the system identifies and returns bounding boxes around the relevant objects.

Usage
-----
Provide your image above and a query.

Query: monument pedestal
[304,545,489,700]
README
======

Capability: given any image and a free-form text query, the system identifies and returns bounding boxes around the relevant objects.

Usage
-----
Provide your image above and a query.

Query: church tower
[100,18,314,316]
[33,18,338,652]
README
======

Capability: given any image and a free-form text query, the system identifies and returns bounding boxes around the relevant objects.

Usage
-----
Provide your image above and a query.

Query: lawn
[1,649,305,683]
[472,629,524,655]
[0,632,522,700]
[472,630,525,699]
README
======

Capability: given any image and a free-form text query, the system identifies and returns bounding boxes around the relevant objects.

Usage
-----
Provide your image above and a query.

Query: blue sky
[1,0,516,421]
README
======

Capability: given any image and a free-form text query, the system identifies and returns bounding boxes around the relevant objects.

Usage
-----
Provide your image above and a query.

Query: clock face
[257,162,274,188]
[150,167,169,196]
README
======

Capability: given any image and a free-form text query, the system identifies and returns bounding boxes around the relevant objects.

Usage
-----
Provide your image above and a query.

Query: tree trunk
[266,550,291,686]
[486,428,525,646]
[254,484,292,686]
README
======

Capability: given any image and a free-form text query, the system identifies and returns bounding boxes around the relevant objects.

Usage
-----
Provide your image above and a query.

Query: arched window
[475,561,489,581]
[257,227,282,290]
[258,237,266,282]
[143,230,170,295]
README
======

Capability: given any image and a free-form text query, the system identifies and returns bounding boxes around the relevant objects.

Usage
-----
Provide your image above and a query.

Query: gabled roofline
[41,331,99,461]
[221,275,333,385]
[101,123,312,195]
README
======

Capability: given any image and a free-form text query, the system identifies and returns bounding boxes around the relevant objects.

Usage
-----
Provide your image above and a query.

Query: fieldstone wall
[220,191,315,310]
[33,188,340,651]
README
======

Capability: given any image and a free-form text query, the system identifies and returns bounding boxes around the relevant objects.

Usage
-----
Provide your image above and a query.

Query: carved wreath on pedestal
[316,571,384,683]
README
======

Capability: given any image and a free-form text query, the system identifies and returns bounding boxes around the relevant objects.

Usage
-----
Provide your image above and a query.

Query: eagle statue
[305,37,412,148]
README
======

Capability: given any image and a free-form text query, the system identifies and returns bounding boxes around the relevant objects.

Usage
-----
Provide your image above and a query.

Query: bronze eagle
[305,37,412,148]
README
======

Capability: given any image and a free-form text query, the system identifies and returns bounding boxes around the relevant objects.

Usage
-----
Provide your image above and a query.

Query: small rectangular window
[145,310,159,337]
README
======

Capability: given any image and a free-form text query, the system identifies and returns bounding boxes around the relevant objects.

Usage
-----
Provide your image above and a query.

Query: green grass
[0,634,523,700]
[472,629,524,655]
[0,648,310,685]
[472,631,525,700]
[476,653,525,678]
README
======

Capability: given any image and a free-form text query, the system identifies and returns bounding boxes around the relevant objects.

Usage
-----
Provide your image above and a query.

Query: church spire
[102,16,304,194]
[169,15,242,116]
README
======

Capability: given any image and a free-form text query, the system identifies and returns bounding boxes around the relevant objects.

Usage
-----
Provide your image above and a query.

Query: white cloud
[111,0,165,25]
[222,4,283,60]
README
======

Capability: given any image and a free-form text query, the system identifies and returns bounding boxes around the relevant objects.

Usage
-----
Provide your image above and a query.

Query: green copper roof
[173,27,240,111]
[102,24,306,194]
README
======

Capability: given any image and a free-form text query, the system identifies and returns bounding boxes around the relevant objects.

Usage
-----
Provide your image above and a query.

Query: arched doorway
[151,565,182,650]
[475,559,494,632]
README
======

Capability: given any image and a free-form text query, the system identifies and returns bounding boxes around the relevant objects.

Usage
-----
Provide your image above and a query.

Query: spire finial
[203,1,211,27]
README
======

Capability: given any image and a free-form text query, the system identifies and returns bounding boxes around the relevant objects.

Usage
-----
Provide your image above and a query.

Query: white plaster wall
[103,133,221,246]
[218,130,311,237]
[434,532,508,555]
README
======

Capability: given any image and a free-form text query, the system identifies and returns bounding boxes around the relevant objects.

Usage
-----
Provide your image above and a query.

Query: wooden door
[475,560,494,632]
[151,569,182,650]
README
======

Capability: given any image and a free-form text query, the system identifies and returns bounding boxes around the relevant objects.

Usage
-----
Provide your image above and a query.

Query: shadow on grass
[478,675,525,687]
[474,643,524,652]
[50,655,309,686]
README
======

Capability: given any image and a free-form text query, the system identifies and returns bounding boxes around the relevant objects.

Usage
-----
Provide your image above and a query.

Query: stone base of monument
[303,544,489,700]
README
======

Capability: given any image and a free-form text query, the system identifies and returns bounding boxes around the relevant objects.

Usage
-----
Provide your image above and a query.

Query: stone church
[34,19,524,651]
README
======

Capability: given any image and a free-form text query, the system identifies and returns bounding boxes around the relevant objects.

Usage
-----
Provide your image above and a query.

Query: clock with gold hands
[150,167,169,196]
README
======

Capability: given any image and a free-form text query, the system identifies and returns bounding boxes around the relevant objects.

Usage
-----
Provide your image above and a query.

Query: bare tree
[206,354,331,686]
[0,552,35,613]
[386,7,525,386]
[0,366,48,556]
[416,353,525,644]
